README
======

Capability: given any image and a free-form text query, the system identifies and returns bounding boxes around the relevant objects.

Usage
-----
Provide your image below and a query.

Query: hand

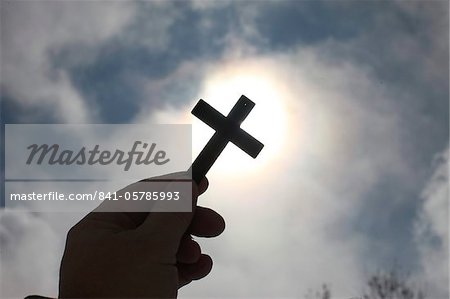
[59,172,225,298]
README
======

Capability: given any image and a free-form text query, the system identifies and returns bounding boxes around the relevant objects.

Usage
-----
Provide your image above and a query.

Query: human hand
[59,172,225,298]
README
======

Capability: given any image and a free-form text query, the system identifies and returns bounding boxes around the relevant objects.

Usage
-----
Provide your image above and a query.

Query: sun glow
[192,61,290,178]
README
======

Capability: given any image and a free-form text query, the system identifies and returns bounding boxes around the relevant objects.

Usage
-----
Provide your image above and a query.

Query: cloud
[1,1,448,298]
[1,1,136,123]
[0,210,62,298]
[414,148,449,298]
[117,1,179,53]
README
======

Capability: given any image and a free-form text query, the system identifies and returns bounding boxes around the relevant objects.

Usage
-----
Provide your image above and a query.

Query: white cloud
[117,1,179,53]
[1,1,136,122]
[0,210,62,298]
[415,148,449,298]
[190,0,233,11]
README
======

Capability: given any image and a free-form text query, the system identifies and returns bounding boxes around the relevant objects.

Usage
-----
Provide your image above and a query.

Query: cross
[190,95,264,184]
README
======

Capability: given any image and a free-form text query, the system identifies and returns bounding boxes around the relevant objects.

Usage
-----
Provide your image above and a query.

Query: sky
[0,1,449,298]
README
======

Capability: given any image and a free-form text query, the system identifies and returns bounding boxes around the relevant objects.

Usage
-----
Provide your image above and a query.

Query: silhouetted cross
[190,95,264,184]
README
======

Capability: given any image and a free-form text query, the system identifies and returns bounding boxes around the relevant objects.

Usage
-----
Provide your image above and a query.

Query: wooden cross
[190,95,264,184]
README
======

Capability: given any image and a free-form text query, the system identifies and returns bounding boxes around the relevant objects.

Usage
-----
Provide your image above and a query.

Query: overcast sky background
[1,1,448,298]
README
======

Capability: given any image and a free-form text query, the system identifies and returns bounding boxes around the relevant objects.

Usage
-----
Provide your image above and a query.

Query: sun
[191,61,290,178]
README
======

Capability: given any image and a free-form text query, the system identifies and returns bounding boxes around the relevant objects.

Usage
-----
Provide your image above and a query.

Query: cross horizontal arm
[230,129,264,158]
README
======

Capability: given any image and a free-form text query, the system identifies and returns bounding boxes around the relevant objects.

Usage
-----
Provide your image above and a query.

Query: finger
[189,206,225,238]
[178,275,192,288]
[176,236,201,264]
[198,177,209,195]
[177,254,213,285]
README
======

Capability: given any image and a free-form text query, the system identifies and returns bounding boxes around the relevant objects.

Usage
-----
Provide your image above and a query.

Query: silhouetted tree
[362,271,425,299]
[309,271,425,299]
[305,284,331,299]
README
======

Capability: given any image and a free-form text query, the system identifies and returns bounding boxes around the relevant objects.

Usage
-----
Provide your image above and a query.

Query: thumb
[136,177,208,256]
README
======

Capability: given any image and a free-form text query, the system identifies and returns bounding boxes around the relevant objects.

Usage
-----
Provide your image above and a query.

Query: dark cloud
[253,1,372,47]
[49,2,232,123]
[350,174,423,272]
